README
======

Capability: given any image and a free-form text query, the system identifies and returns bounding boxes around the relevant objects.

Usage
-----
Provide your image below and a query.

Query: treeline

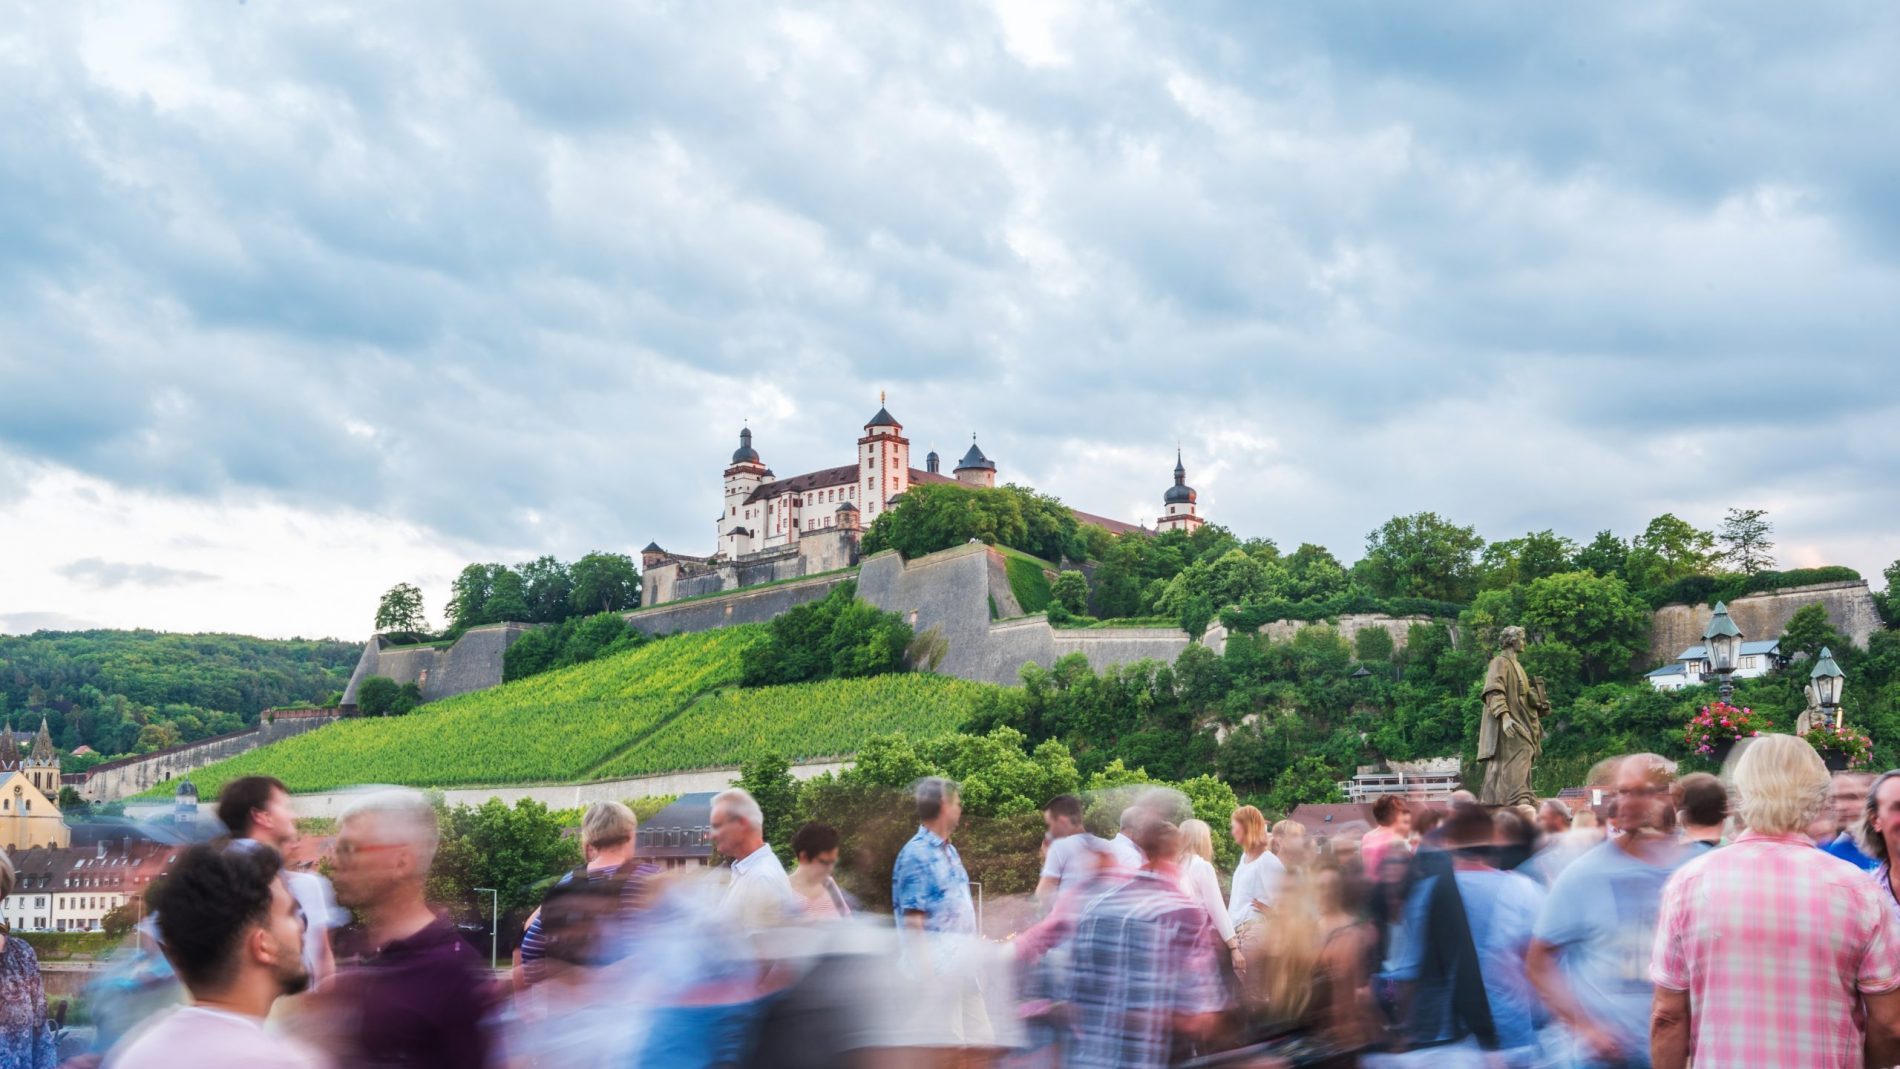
[375,552,642,641]
[0,630,358,757]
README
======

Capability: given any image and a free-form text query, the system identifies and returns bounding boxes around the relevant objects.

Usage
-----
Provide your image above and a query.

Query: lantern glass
[1817,672,1843,707]
[1709,633,1738,673]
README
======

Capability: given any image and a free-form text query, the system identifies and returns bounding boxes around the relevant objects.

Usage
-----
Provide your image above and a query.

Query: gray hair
[1859,770,1900,867]
[581,801,637,849]
[712,788,763,829]
[913,777,959,822]
[1732,734,1830,837]
[340,788,440,870]
[1540,798,1573,824]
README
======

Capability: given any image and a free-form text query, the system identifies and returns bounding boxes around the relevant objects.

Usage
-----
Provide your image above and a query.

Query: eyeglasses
[334,841,406,862]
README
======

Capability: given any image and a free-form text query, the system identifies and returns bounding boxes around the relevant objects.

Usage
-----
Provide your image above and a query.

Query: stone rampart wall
[624,572,858,636]
[645,530,859,606]
[1257,613,1447,651]
[81,713,335,801]
[1647,581,1884,664]
[340,624,533,707]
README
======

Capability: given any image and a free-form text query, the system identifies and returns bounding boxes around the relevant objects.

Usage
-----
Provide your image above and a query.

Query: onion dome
[1164,450,1196,504]
[730,427,762,464]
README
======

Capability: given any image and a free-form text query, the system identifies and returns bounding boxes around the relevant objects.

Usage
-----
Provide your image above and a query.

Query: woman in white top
[1175,819,1243,974]
[1228,805,1286,924]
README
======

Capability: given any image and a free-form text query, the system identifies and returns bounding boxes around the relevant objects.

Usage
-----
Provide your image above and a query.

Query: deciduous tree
[568,552,641,615]
[1717,507,1776,575]
[374,582,428,636]
[1356,512,1485,603]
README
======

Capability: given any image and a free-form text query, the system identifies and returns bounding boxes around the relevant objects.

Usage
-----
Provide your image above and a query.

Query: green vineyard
[142,626,991,797]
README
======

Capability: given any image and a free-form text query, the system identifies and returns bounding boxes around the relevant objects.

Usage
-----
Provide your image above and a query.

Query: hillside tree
[1521,571,1650,682]
[374,583,428,636]
[569,552,641,614]
[518,556,575,623]
[1571,530,1629,577]
[1051,570,1090,615]
[1779,602,1842,662]
[1718,508,1776,575]
[1627,513,1717,587]
[355,676,402,716]
[1356,512,1486,603]
[736,751,799,857]
[1884,560,1900,627]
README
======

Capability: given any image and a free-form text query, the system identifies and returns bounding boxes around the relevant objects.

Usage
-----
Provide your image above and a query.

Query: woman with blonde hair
[1270,819,1311,871]
[1229,805,1285,1008]
[1176,819,1243,974]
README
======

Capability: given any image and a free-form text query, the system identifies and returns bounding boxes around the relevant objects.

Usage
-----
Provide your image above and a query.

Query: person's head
[1832,772,1875,834]
[1731,733,1831,838]
[1270,819,1309,867]
[1498,625,1526,653]
[711,788,766,859]
[1859,770,1900,867]
[1177,818,1215,864]
[581,801,638,860]
[1410,805,1440,841]
[1676,772,1729,833]
[1611,753,1677,836]
[1371,795,1411,834]
[1042,794,1084,838]
[1538,799,1572,836]
[1573,809,1600,831]
[216,776,297,850]
[1448,790,1478,806]
[333,789,439,911]
[914,777,962,834]
[1442,803,1496,853]
[791,821,841,870]
[1123,798,1182,866]
[150,843,308,1001]
[1230,805,1269,853]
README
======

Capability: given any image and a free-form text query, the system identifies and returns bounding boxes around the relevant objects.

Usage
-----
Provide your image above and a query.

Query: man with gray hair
[1650,736,1900,1069]
[710,787,794,929]
[317,788,495,1069]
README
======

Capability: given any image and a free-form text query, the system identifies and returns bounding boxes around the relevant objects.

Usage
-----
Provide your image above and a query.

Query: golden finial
[880,389,886,405]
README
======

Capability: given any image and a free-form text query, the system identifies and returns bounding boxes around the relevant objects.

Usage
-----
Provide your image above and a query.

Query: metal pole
[474,887,498,967]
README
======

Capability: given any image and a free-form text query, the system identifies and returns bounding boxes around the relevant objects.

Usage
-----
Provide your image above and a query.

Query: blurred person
[1651,735,1900,1069]
[1525,798,1598,887]
[1529,754,1689,1069]
[518,800,649,985]
[1107,804,1147,871]
[891,777,990,1048]
[321,789,494,1069]
[1270,819,1312,871]
[108,843,321,1069]
[787,822,851,921]
[1539,799,1573,838]
[1492,808,1538,872]
[1175,819,1243,975]
[1360,796,1412,878]
[1228,805,1284,1007]
[1821,771,1877,870]
[1063,799,1226,1069]
[218,776,340,987]
[1573,809,1600,832]
[712,788,796,929]
[1448,790,1477,806]
[1309,865,1381,1063]
[1859,769,1900,920]
[1674,773,1728,852]
[1034,793,1100,911]
[0,850,56,1069]
[1379,803,1545,1067]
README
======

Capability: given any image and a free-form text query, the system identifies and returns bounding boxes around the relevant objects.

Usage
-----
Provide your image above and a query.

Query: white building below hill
[1645,638,1786,691]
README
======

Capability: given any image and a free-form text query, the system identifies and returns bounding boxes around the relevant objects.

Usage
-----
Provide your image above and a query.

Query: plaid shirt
[1652,831,1900,1068]
[1061,867,1227,1069]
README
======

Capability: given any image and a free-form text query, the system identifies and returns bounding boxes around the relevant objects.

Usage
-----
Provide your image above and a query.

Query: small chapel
[1,719,70,850]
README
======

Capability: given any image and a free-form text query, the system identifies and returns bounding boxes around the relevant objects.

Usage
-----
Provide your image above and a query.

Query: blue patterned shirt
[892,825,975,935]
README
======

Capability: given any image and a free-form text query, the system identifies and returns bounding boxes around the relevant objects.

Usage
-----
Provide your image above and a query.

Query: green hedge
[1221,593,1465,631]
[1641,566,1862,610]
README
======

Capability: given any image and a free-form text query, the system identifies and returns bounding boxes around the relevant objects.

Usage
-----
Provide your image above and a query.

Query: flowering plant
[1803,723,1874,770]
[1682,701,1769,757]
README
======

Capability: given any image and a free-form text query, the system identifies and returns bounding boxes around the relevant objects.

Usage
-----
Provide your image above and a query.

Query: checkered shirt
[1651,830,1900,1068]
[1060,868,1228,1069]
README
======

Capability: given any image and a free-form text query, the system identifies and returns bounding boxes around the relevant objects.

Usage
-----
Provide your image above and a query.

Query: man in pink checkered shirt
[1649,735,1900,1069]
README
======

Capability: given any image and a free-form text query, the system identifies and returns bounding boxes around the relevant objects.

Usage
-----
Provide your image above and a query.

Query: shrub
[355,676,402,716]
[740,583,913,687]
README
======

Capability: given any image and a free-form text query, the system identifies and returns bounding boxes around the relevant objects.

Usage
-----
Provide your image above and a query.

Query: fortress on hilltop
[640,399,1204,606]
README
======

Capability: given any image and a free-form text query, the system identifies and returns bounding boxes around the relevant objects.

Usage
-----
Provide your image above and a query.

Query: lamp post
[473,887,499,969]
[1811,646,1846,730]
[1703,601,1744,704]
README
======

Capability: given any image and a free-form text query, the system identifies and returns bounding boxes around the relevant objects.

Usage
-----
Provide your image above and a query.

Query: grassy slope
[145,625,994,795]
[999,546,1054,613]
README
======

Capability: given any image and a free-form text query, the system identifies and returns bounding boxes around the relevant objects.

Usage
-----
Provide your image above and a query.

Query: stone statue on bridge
[1477,625,1549,808]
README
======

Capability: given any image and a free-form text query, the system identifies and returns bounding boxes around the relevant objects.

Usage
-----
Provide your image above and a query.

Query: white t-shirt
[1107,833,1146,872]
[1176,854,1237,943]
[1040,833,1108,887]
[284,870,341,975]
[723,844,797,929]
[1228,850,1287,923]
[107,1005,325,1069]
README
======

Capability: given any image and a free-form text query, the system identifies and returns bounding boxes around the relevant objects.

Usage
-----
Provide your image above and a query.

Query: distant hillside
[0,629,360,755]
[147,626,991,797]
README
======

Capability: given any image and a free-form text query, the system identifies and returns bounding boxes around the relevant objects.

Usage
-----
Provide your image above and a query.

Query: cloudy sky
[3,2,1898,640]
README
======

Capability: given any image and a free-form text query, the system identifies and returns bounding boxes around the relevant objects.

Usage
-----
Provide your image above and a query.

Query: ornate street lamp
[1811,646,1846,730]
[1703,601,1744,703]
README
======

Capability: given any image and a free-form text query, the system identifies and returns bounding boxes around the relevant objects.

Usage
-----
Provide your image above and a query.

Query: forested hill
[0,630,359,758]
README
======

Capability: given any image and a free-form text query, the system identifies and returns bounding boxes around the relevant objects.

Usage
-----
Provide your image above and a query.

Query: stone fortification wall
[1647,580,1884,664]
[624,571,858,637]
[81,713,336,801]
[341,623,533,708]
[646,529,858,605]
[1256,613,1446,651]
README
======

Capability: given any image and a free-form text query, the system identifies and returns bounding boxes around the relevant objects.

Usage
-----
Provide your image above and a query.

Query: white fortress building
[641,401,1204,606]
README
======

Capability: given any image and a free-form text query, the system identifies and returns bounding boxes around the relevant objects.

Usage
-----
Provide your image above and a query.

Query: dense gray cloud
[1,0,1897,612]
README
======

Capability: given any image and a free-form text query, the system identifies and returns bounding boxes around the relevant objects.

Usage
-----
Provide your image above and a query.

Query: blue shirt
[1823,831,1878,871]
[1533,838,1691,1068]
[1386,867,1546,1052]
[892,825,975,935]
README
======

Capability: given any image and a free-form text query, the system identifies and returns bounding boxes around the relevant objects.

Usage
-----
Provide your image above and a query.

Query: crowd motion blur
[9,736,1900,1068]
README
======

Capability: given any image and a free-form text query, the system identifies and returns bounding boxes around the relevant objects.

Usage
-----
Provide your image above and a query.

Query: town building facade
[1,720,69,851]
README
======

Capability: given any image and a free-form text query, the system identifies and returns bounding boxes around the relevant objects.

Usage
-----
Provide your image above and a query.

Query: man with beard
[107,843,322,1069]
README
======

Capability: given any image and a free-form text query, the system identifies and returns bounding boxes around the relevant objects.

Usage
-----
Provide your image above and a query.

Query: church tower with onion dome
[1156,450,1204,533]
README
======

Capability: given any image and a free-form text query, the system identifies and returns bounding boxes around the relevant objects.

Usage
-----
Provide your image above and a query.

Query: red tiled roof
[744,464,860,503]
[1071,509,1147,537]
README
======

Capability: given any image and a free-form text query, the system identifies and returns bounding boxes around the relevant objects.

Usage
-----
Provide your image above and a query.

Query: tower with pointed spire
[1,716,70,850]
[953,434,998,489]
[1155,450,1204,533]
[856,391,911,522]
[720,423,775,556]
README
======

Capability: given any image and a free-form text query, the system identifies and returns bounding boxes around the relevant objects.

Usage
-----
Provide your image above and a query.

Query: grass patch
[1052,615,1182,630]
[18,932,123,960]
[1003,554,1053,614]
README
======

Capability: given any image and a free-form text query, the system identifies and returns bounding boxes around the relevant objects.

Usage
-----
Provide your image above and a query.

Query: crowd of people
[5,733,1900,1067]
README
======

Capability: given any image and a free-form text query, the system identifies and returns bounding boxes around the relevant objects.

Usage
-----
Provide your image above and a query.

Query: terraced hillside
[146,626,992,797]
